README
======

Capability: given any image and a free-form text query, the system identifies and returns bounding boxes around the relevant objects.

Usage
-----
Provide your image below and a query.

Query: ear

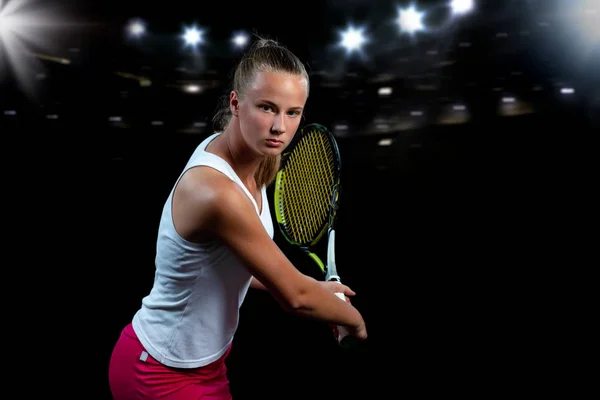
[229,90,240,117]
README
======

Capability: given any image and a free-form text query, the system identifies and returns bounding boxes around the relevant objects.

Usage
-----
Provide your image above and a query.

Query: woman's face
[232,70,308,156]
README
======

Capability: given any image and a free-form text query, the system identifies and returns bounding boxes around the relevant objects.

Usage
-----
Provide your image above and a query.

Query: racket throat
[325,229,341,282]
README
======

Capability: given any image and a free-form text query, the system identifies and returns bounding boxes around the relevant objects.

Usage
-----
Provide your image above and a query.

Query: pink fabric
[109,323,232,400]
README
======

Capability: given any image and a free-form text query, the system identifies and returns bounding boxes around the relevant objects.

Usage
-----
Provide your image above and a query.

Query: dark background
[2,0,596,398]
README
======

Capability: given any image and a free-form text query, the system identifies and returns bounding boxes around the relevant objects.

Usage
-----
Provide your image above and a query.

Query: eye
[287,110,302,117]
[259,104,274,112]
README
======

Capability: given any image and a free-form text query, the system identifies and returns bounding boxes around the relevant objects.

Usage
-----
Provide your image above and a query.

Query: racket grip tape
[334,292,351,347]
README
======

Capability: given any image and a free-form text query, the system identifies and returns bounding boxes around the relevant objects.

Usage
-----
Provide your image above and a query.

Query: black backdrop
[12,106,594,398]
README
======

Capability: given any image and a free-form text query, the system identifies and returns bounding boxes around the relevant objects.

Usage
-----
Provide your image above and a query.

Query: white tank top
[132,132,274,368]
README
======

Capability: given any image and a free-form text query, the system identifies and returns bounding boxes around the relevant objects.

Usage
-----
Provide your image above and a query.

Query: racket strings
[280,131,336,244]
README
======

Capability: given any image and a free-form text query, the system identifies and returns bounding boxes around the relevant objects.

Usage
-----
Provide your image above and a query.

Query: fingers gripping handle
[333,292,351,345]
[326,230,351,346]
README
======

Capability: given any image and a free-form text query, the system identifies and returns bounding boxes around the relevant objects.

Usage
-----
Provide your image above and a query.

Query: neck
[213,122,263,186]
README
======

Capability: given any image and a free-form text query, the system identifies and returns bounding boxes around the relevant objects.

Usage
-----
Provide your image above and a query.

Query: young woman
[108,37,367,400]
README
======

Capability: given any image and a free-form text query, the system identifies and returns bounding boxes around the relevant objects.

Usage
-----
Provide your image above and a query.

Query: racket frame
[273,123,351,345]
[273,123,342,277]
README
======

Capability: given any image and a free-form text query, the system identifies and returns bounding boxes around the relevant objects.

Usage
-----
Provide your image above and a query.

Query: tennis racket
[273,123,354,348]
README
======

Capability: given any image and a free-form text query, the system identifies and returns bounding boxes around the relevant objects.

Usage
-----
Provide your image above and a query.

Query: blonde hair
[212,36,310,187]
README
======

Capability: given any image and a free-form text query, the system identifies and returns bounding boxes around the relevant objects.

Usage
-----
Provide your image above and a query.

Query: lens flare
[0,0,71,96]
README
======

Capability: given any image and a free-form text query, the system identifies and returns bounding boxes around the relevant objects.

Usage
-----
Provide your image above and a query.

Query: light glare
[397,5,425,33]
[182,25,204,46]
[451,0,474,15]
[0,0,69,96]
[339,25,367,54]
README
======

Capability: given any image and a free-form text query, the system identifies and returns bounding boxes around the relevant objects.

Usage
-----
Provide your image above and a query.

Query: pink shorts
[108,323,232,400]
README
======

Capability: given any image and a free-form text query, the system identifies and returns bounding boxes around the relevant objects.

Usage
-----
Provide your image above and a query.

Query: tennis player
[108,36,367,400]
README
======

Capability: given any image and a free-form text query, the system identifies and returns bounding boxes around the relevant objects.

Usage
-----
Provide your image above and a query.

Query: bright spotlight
[560,87,575,95]
[397,5,425,34]
[182,25,204,47]
[451,0,474,15]
[232,32,249,48]
[184,84,202,93]
[338,25,367,55]
[0,0,70,95]
[126,18,146,38]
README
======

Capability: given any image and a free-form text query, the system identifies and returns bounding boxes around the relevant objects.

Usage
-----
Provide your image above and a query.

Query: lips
[266,139,283,146]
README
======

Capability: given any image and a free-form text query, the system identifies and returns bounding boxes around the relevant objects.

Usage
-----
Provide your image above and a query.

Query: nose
[271,113,287,135]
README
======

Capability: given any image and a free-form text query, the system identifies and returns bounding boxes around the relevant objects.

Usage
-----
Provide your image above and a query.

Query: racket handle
[334,292,351,346]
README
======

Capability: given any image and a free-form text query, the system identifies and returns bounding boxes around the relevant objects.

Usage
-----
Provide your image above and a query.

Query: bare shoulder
[175,168,317,312]
[172,166,254,241]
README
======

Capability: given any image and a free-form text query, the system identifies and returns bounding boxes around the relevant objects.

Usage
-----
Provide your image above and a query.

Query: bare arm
[173,167,366,339]
[214,186,364,332]
[251,277,355,303]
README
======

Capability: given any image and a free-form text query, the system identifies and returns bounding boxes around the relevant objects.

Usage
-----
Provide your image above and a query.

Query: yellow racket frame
[273,123,342,273]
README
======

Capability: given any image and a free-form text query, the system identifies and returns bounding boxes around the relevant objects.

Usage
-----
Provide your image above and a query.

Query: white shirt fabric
[132,132,274,368]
